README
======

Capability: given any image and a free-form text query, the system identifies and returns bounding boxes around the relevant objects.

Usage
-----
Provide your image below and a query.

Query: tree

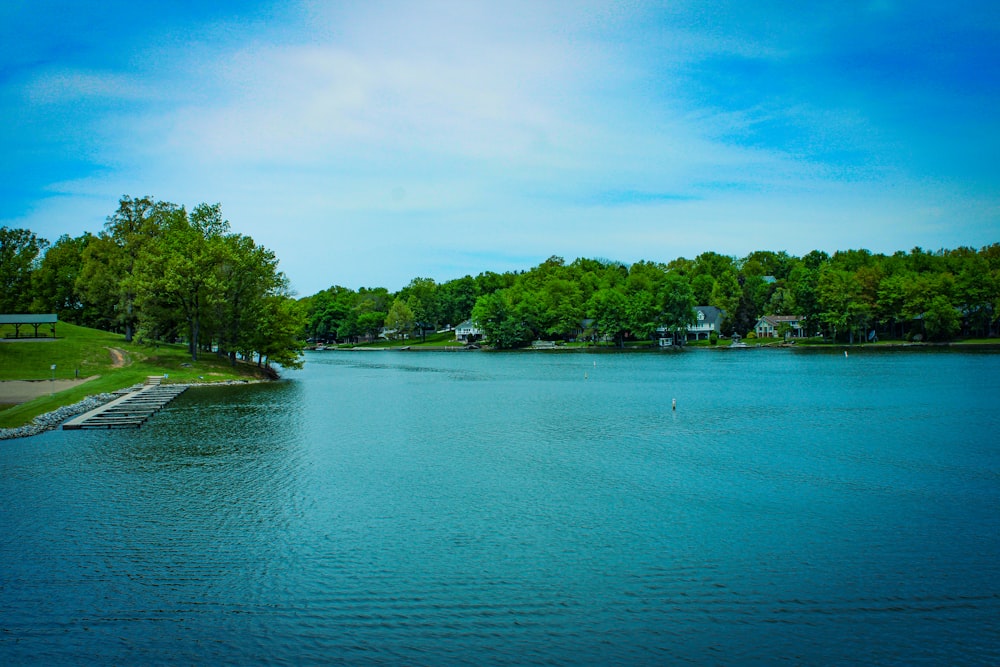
[818,268,866,342]
[472,290,531,349]
[660,272,696,342]
[398,277,439,341]
[251,294,306,371]
[625,290,660,342]
[438,275,478,327]
[82,195,174,341]
[710,270,741,335]
[215,232,284,363]
[0,226,48,313]
[136,203,226,360]
[385,298,416,340]
[356,310,386,341]
[587,287,629,347]
[76,234,123,331]
[691,273,715,306]
[923,296,960,341]
[31,233,90,322]
[955,255,995,337]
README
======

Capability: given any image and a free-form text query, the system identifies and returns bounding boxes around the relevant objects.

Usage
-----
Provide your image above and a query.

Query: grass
[0,322,269,428]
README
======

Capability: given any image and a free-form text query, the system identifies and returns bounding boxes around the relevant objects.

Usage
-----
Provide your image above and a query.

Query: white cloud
[5,0,995,295]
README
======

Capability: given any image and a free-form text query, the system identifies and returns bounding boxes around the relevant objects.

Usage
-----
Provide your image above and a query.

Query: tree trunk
[190,317,199,362]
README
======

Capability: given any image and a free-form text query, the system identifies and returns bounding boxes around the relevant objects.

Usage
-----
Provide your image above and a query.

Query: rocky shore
[0,393,116,440]
[0,379,267,441]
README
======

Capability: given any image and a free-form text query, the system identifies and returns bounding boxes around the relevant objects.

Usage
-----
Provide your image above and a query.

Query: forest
[4,200,998,353]
[301,246,1000,349]
[1,196,304,370]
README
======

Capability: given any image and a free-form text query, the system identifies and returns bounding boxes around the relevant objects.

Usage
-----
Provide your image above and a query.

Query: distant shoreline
[308,340,1000,353]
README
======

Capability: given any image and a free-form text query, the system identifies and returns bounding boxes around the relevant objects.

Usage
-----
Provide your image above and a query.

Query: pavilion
[0,313,58,339]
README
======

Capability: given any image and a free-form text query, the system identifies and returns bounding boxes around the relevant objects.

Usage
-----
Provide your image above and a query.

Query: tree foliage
[296,244,1000,348]
[3,197,302,372]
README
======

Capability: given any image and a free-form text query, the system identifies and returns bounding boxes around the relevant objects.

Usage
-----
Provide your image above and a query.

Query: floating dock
[63,377,188,430]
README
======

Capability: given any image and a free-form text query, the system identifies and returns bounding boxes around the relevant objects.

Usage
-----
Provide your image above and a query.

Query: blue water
[2,349,999,665]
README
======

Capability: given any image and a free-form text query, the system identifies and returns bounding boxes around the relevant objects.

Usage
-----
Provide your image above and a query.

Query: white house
[686,306,724,341]
[754,315,806,338]
[455,320,483,343]
[656,306,725,342]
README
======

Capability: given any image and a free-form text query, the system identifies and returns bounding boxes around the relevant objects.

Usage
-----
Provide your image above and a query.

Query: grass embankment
[0,322,269,428]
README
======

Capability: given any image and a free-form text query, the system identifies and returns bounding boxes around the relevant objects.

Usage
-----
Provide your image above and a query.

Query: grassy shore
[0,322,270,428]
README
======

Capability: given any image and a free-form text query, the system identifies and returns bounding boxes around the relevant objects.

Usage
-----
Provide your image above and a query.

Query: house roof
[0,313,58,325]
[758,315,803,325]
[693,306,723,321]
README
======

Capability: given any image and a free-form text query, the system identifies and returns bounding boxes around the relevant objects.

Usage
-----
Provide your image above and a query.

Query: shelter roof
[0,313,58,324]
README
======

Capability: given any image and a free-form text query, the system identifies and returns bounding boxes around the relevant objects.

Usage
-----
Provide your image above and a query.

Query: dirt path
[107,347,128,368]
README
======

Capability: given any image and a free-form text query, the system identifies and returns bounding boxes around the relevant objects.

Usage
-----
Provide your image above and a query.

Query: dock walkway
[63,377,188,430]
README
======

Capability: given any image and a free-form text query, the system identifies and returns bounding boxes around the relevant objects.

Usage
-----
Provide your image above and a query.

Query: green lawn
[1,322,269,428]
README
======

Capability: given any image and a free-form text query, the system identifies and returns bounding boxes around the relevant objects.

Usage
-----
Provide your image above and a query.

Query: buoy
[672,398,677,411]
[584,372,588,380]
[844,350,848,358]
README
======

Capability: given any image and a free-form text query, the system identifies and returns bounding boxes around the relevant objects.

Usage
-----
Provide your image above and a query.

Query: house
[455,320,483,343]
[655,306,725,342]
[754,315,806,338]
[686,306,724,341]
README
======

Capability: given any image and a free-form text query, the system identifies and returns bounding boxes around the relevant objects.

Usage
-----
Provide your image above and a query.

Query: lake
[2,348,999,665]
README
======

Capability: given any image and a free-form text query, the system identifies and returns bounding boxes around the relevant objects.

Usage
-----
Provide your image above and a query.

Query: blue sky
[2,0,997,295]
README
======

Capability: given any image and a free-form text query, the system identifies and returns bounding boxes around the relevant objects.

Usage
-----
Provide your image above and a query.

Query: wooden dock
[63,377,188,430]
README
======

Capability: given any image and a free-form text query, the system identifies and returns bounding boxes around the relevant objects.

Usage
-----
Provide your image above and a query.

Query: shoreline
[0,379,267,441]
[311,340,1000,353]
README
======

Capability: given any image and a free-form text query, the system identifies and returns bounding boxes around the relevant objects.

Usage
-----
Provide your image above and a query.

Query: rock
[0,393,116,440]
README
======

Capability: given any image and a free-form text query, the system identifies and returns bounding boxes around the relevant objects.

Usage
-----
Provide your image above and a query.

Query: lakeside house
[686,306,724,341]
[455,320,483,343]
[656,306,725,343]
[754,315,806,339]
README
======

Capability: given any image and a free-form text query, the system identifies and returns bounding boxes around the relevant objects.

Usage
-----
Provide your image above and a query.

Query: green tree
[625,290,660,342]
[0,226,48,313]
[398,277,439,341]
[660,272,696,342]
[136,203,226,360]
[356,310,386,341]
[472,289,531,349]
[215,232,284,363]
[818,268,866,342]
[923,296,960,341]
[385,298,416,340]
[32,233,90,321]
[82,195,174,341]
[75,234,123,331]
[438,275,478,327]
[710,270,740,335]
[250,293,306,371]
[691,273,715,306]
[587,287,629,347]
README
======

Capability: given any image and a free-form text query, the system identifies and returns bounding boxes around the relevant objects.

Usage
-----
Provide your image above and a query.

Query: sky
[2,0,998,295]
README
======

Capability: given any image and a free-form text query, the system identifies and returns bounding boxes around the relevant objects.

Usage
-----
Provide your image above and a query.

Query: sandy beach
[0,377,97,404]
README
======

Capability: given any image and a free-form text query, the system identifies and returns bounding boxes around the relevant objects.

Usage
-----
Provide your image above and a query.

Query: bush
[709,331,719,346]
[746,331,757,339]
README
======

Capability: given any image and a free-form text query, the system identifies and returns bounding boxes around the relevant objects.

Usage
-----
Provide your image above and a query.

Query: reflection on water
[1,349,999,665]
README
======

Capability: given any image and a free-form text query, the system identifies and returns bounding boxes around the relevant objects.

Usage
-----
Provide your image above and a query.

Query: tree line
[1,196,304,371]
[301,247,1000,349]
